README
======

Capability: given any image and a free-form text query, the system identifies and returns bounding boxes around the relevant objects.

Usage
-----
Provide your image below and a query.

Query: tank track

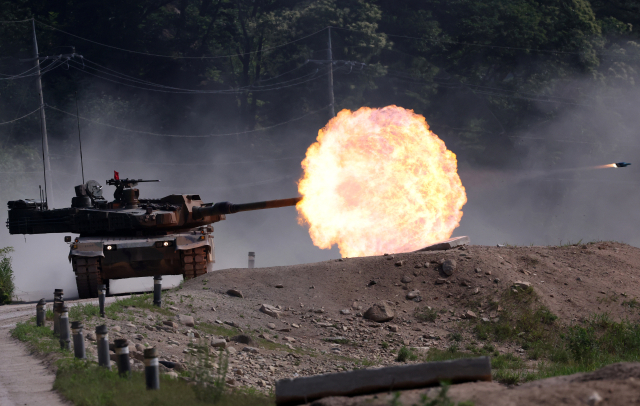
[72,246,209,298]
[73,257,104,299]
[181,246,209,280]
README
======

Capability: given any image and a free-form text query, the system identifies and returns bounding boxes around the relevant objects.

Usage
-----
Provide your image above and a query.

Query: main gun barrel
[192,197,301,220]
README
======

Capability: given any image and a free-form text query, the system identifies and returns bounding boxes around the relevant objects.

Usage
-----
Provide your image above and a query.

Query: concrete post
[248,252,255,268]
[96,325,111,369]
[53,300,63,337]
[153,276,162,307]
[98,284,106,317]
[144,347,160,390]
[53,289,63,336]
[59,305,70,350]
[36,298,46,327]
[114,339,131,378]
[71,321,86,359]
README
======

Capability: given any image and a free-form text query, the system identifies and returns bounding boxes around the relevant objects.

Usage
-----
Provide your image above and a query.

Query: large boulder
[363,302,395,323]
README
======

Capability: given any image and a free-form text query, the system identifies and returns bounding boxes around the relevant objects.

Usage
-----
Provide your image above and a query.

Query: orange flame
[297,105,467,257]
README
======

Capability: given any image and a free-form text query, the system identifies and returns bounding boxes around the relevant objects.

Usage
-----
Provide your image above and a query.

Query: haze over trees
[0,0,639,202]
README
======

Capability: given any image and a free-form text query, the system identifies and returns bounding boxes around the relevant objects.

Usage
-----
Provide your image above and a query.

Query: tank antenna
[74,91,85,184]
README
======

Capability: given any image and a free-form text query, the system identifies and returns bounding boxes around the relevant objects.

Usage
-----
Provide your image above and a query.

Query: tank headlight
[72,244,78,249]
[163,241,169,247]
[106,245,113,251]
[199,236,205,240]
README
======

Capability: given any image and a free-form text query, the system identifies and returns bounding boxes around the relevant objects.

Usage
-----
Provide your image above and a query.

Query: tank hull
[70,231,214,298]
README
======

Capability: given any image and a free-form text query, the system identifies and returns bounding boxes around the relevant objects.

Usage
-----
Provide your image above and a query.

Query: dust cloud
[3,74,640,301]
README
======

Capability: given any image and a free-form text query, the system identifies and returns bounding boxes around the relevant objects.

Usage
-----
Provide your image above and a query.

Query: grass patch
[414,306,439,322]
[197,321,240,337]
[69,302,100,321]
[55,358,273,406]
[105,294,174,319]
[11,319,67,354]
[396,346,418,362]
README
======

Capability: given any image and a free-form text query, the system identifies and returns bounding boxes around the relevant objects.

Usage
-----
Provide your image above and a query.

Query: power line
[69,62,334,94]
[75,58,321,93]
[0,19,31,23]
[0,107,40,125]
[46,104,330,137]
[36,20,327,59]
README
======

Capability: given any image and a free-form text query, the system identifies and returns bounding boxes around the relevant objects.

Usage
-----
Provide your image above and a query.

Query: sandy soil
[7,241,640,404]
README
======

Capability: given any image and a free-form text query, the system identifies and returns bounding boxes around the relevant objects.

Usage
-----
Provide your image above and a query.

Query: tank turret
[6,175,301,298]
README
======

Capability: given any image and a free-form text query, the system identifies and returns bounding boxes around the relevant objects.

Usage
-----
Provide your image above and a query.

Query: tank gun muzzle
[192,197,301,220]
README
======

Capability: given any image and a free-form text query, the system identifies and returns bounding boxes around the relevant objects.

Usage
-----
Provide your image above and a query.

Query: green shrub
[396,346,417,362]
[0,247,15,304]
[415,306,439,322]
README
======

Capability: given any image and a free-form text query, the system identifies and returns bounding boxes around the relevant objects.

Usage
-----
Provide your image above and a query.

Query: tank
[6,175,301,298]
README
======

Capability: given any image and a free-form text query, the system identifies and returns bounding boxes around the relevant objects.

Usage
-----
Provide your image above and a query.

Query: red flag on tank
[114,171,119,180]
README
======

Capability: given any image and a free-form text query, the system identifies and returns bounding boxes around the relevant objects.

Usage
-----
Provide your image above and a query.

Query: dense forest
[1,0,640,205]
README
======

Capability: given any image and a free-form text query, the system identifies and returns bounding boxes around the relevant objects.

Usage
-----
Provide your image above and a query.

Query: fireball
[297,105,467,257]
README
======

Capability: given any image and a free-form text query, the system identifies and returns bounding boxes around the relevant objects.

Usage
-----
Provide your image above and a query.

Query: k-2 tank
[6,174,301,298]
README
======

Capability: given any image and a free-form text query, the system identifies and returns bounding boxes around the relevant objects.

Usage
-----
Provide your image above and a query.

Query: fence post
[59,305,70,350]
[98,284,106,317]
[71,321,86,359]
[114,339,131,378]
[248,251,255,268]
[96,325,111,369]
[36,298,46,327]
[153,276,162,307]
[144,347,160,390]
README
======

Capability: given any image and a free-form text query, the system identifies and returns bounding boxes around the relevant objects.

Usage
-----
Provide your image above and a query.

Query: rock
[86,332,96,342]
[587,391,603,406]
[283,336,296,343]
[463,310,477,319]
[292,323,300,328]
[168,305,178,311]
[442,260,456,276]
[367,280,377,286]
[133,334,144,340]
[109,353,117,362]
[406,290,420,300]
[275,284,284,288]
[267,322,276,330]
[340,309,351,315]
[494,278,500,284]
[130,350,144,362]
[163,320,178,329]
[481,317,490,322]
[485,270,492,275]
[227,346,237,354]
[388,325,399,332]
[363,302,395,323]
[193,331,201,339]
[211,339,227,348]
[395,260,405,267]
[112,325,121,332]
[227,289,244,298]
[166,371,179,379]
[513,281,531,289]
[435,278,447,285]
[473,287,480,295]
[224,320,240,328]
[401,275,413,283]
[125,322,136,328]
[260,304,281,318]
[145,325,155,331]
[475,268,481,273]
[135,343,145,352]
[173,362,187,372]
[230,335,254,346]
[459,279,471,287]
[242,346,259,354]
[178,315,195,327]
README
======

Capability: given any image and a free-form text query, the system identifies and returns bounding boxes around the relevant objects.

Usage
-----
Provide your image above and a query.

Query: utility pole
[31,18,54,208]
[327,27,335,118]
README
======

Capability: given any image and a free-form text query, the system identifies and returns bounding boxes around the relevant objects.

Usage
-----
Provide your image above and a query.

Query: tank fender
[175,234,212,250]
[69,241,105,258]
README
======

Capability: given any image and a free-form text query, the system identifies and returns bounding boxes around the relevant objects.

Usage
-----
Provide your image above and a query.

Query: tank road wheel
[181,247,209,280]
[73,257,103,299]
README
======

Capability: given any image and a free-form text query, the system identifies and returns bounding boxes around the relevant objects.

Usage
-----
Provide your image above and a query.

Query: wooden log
[275,356,491,406]
[415,236,470,252]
